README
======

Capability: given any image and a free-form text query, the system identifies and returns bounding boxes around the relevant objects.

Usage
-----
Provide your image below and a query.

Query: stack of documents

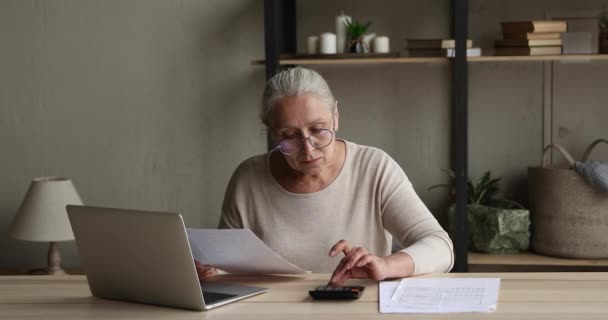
[379,278,501,313]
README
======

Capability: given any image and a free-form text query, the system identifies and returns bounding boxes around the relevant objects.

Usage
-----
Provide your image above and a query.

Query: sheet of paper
[380,278,500,313]
[186,228,308,275]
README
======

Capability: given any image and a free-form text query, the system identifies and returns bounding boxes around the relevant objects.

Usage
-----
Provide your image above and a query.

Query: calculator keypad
[309,285,365,300]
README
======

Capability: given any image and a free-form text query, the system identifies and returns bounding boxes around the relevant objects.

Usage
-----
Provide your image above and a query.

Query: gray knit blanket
[575,160,608,193]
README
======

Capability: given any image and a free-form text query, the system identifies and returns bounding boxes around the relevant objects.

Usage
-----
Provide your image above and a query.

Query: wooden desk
[2,273,608,319]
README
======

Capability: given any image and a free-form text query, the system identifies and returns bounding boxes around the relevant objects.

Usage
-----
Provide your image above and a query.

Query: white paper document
[186,228,308,275]
[380,278,500,313]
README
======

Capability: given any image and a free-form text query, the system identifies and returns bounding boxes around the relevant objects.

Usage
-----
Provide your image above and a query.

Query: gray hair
[261,67,336,127]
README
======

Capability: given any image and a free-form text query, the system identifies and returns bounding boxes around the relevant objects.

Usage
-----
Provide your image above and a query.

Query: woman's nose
[301,138,316,154]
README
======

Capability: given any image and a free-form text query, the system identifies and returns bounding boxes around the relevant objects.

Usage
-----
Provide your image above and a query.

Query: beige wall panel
[0,0,265,269]
[552,62,608,164]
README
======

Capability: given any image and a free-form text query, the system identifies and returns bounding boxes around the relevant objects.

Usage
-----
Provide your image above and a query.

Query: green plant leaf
[344,19,372,39]
[430,168,507,207]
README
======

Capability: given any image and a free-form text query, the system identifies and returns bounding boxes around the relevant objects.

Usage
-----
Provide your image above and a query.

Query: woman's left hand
[328,239,391,286]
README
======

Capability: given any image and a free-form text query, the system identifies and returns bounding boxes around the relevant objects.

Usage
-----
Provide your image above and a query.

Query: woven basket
[528,139,608,259]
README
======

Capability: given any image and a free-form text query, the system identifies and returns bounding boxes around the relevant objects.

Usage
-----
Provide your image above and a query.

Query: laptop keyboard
[202,291,238,304]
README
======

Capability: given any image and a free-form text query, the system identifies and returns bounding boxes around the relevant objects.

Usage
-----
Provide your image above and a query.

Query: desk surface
[2,272,608,319]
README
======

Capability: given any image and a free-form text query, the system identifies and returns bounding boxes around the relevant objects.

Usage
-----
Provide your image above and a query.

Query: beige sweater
[219,140,454,275]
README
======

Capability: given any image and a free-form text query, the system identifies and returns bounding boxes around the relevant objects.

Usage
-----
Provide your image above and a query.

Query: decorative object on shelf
[529,139,608,259]
[405,39,481,57]
[10,177,83,275]
[335,11,351,54]
[495,20,566,56]
[344,19,372,53]
[362,33,377,51]
[561,32,593,54]
[600,11,608,53]
[407,39,473,49]
[320,32,337,54]
[405,47,482,57]
[373,36,390,53]
[307,36,319,54]
[430,170,530,254]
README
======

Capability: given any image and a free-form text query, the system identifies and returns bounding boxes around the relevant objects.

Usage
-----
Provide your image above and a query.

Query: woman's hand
[328,240,414,286]
[194,260,217,280]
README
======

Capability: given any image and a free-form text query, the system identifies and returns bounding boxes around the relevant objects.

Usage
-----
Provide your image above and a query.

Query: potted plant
[429,170,530,254]
[344,19,372,53]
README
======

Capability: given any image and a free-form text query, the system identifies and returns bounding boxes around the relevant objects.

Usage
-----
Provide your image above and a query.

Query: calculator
[309,285,365,300]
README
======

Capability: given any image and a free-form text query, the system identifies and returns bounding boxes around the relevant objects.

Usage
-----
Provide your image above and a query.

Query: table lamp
[10,177,83,275]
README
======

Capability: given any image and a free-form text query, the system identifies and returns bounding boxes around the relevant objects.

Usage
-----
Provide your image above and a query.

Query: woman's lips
[300,158,321,165]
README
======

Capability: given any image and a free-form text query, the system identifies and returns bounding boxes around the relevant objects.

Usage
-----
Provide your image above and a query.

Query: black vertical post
[264,0,297,149]
[264,0,297,81]
[451,0,469,272]
[282,0,297,54]
[264,0,280,81]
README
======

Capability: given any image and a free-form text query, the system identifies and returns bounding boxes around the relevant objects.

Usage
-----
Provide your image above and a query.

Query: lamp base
[28,241,68,275]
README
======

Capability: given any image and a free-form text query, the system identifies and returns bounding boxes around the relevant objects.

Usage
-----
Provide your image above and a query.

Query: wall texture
[1,0,607,270]
[0,0,266,269]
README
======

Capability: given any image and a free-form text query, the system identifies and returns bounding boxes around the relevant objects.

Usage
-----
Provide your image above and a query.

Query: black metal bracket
[451,0,469,272]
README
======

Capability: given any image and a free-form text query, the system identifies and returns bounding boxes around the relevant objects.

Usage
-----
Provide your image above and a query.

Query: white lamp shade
[10,177,83,242]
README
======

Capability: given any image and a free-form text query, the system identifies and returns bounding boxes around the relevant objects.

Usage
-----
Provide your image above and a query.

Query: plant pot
[348,39,368,53]
[448,201,530,254]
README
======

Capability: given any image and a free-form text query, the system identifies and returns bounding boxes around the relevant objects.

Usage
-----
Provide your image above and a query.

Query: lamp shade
[10,177,83,242]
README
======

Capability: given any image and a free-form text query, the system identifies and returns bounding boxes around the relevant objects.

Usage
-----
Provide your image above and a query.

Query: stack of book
[495,20,567,56]
[404,39,482,57]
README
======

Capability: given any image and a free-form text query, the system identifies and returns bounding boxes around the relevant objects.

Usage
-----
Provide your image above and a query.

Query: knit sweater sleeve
[378,156,454,275]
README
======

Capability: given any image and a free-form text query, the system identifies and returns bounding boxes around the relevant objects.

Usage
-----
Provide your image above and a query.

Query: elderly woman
[199,67,453,285]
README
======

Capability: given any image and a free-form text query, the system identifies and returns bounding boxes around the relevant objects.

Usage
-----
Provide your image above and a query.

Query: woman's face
[269,95,339,176]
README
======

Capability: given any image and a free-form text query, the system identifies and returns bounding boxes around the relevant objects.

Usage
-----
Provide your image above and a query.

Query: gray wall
[0,0,266,269]
[1,0,607,270]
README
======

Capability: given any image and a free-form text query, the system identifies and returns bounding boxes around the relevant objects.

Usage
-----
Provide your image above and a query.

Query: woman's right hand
[194,260,217,280]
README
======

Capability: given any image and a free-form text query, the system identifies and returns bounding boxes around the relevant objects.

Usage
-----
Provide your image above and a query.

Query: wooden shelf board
[470,54,608,62]
[252,54,608,65]
[469,252,608,267]
[252,57,449,65]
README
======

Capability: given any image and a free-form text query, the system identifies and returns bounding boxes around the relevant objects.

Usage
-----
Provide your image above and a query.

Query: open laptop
[66,205,268,311]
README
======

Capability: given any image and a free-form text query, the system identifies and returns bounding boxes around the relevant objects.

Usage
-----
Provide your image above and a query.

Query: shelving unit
[261,0,608,273]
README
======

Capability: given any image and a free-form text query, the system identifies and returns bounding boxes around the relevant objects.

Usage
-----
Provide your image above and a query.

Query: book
[406,39,473,49]
[494,39,562,47]
[502,32,561,40]
[501,20,567,34]
[494,46,562,56]
[406,47,482,57]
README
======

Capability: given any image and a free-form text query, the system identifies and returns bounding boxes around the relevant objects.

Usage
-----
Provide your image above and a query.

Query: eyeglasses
[273,129,334,155]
